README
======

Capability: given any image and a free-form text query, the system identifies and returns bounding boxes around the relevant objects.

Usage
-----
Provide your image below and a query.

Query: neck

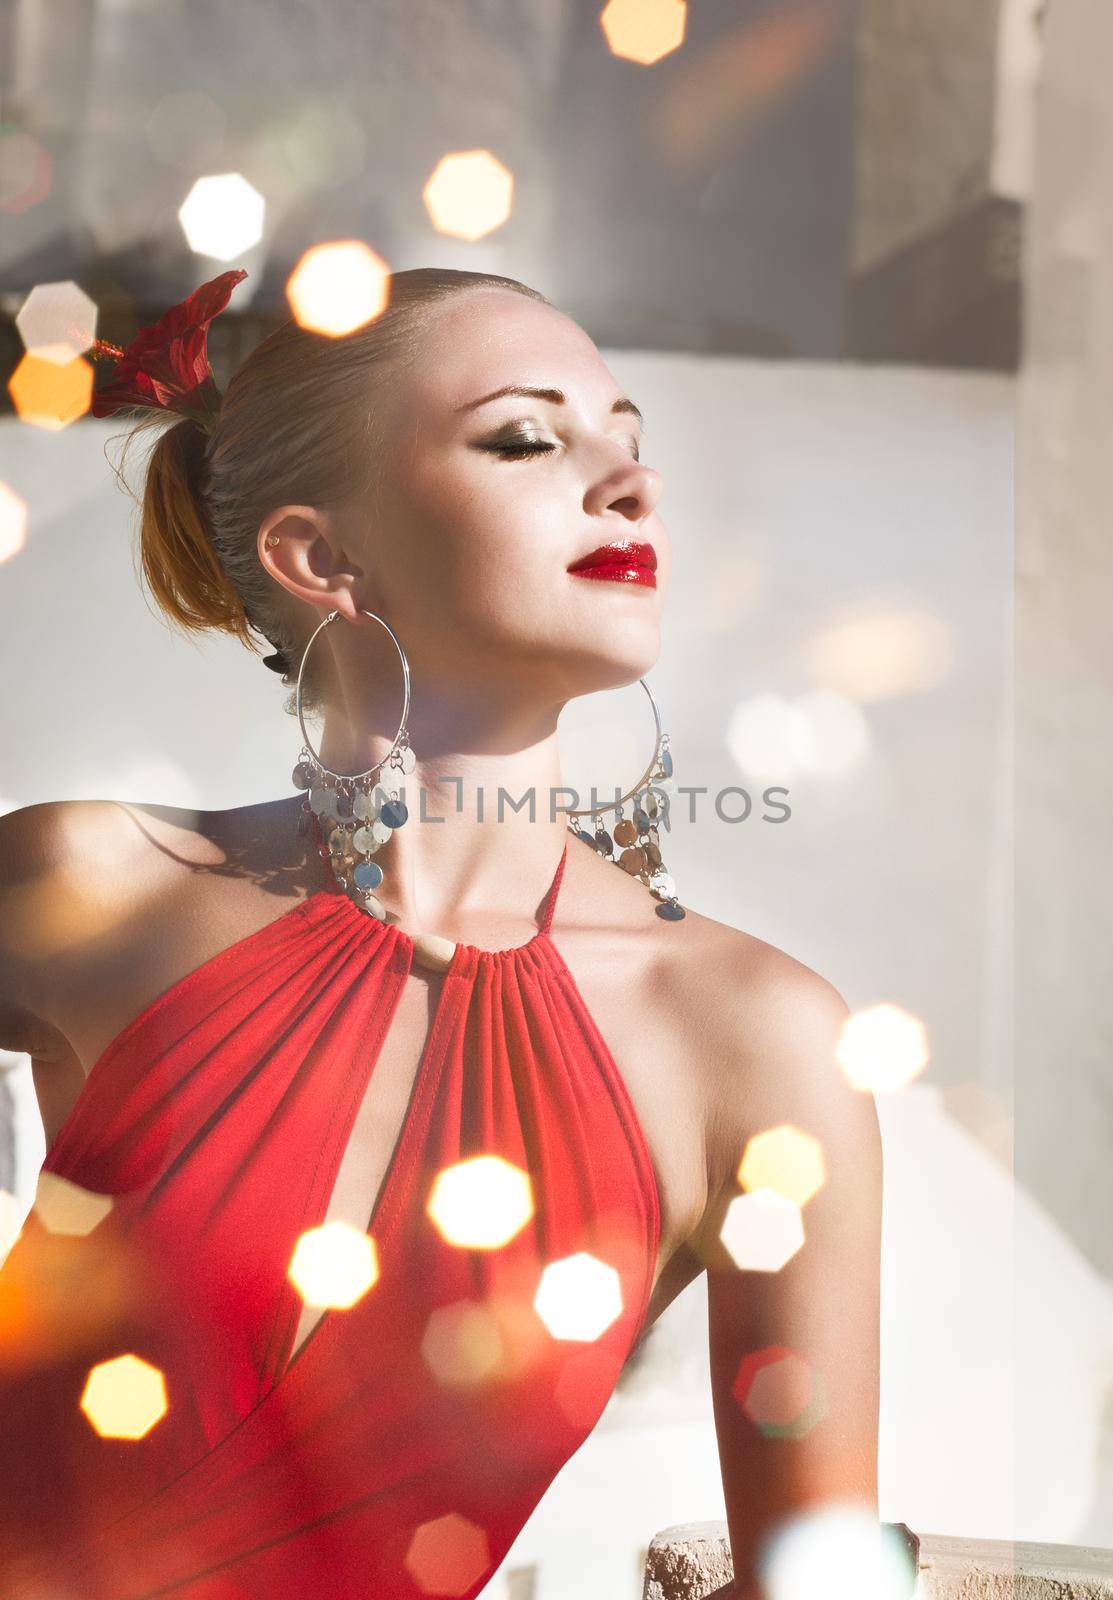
[316,687,571,936]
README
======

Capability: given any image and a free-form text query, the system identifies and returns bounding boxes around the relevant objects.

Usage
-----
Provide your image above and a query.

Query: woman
[0,267,883,1599]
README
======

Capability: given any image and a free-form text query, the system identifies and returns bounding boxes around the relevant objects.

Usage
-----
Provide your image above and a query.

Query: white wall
[2,352,1093,1595]
[1011,0,1113,1556]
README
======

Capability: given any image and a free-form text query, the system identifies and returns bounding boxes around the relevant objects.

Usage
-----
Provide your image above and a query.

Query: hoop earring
[290,608,415,920]
[565,678,686,921]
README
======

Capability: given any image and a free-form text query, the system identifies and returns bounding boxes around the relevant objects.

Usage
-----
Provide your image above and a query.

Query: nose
[585,452,663,526]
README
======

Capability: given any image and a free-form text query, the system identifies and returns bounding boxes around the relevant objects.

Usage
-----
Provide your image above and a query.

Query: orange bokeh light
[286,240,391,337]
[600,0,687,65]
[9,352,93,430]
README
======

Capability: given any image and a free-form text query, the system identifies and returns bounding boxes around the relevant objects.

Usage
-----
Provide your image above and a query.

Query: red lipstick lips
[567,540,657,588]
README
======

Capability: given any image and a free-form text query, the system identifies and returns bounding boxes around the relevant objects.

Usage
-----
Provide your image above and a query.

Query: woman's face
[339,288,668,700]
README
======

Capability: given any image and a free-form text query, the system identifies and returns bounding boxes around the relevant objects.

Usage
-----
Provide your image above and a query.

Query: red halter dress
[0,839,661,1599]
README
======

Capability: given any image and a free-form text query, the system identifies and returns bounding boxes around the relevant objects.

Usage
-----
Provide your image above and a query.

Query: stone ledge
[643,1522,1113,1599]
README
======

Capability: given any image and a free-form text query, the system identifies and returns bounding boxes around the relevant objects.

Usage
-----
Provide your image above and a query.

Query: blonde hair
[106,267,551,714]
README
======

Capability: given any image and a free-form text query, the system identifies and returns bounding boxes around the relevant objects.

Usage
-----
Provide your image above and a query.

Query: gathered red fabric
[0,839,661,1598]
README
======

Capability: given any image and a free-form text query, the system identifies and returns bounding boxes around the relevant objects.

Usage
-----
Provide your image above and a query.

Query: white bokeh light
[179,172,265,260]
[757,1499,915,1600]
[533,1252,623,1341]
[15,280,97,365]
[726,689,871,783]
[720,1189,805,1271]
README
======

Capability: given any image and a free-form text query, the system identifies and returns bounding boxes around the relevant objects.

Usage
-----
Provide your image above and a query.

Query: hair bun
[262,650,290,675]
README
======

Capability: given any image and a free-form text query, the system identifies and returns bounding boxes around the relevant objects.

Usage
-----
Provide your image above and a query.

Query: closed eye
[484,440,557,459]
[481,439,642,463]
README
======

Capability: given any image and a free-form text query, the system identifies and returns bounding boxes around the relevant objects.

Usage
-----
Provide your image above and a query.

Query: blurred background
[1,1,1109,1596]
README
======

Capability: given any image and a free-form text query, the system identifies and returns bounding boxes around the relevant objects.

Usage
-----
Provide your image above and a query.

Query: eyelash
[487,439,642,464]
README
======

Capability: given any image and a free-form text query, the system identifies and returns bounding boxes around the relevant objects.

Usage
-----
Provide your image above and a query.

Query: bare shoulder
[0,796,224,918]
[0,798,214,1006]
[648,901,873,1200]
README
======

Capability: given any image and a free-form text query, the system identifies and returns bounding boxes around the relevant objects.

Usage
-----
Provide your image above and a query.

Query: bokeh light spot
[808,608,953,702]
[403,1511,490,1597]
[0,128,52,213]
[286,239,390,337]
[423,150,513,242]
[726,689,871,782]
[835,1003,929,1092]
[533,1251,623,1341]
[757,1498,916,1600]
[34,1171,114,1237]
[178,171,265,260]
[421,1299,505,1390]
[0,481,28,563]
[600,0,687,64]
[16,281,97,365]
[719,1189,805,1271]
[287,1220,379,1309]
[9,353,93,430]
[732,1345,827,1438]
[79,1353,168,1439]
[426,1154,534,1250]
[738,1124,826,1208]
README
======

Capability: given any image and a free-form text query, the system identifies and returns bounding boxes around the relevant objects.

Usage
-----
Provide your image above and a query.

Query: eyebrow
[459,384,644,427]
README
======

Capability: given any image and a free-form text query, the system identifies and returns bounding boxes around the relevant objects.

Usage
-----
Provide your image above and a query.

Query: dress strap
[538,840,569,936]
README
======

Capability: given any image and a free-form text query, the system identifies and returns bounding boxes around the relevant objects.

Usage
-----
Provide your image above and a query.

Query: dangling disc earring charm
[564,678,685,921]
[291,608,414,920]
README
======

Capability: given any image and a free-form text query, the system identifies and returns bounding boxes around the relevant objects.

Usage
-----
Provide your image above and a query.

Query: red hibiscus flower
[90,268,248,431]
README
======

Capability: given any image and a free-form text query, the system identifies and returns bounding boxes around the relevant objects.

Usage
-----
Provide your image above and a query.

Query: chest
[9,919,672,1597]
[45,899,667,1409]
[296,934,708,1361]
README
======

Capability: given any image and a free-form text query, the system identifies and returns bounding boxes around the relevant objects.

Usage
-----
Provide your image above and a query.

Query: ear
[257,504,365,622]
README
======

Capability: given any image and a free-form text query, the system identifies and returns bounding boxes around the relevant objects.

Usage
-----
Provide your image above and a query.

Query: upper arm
[697,956,883,1595]
[1,800,191,1151]
[0,802,66,1047]
[0,800,129,1062]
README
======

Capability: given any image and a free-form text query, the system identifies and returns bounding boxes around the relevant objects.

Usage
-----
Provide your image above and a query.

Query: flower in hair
[90,268,248,434]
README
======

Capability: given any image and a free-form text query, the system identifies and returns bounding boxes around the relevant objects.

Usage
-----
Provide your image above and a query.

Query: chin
[564,632,661,694]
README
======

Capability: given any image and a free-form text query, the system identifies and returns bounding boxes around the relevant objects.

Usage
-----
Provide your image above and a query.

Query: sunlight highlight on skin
[0,859,138,964]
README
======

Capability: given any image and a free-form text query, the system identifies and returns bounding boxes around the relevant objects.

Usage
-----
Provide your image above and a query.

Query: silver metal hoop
[564,677,667,820]
[295,608,412,783]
